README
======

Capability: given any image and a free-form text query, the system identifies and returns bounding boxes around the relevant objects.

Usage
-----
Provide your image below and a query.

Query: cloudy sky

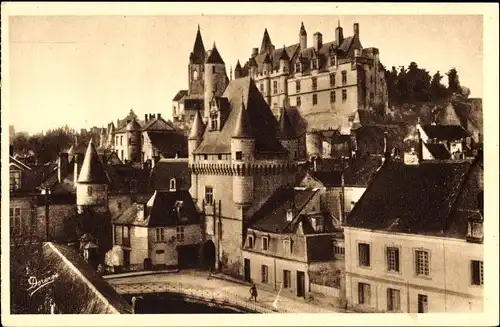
[6,9,484,134]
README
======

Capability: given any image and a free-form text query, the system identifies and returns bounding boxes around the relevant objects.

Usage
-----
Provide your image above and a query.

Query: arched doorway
[201,240,216,270]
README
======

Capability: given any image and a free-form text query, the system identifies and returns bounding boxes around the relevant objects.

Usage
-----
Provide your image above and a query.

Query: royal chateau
[173,21,389,159]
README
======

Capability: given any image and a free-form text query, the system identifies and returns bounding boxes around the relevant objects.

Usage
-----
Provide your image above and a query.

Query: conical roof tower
[77,141,109,184]
[232,96,254,139]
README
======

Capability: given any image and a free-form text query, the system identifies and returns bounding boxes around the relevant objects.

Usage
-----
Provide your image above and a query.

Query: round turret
[231,96,255,206]
[126,119,141,162]
[76,142,109,214]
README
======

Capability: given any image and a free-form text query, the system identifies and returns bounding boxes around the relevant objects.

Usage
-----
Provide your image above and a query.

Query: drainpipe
[218,199,222,272]
[274,258,277,291]
[340,172,346,225]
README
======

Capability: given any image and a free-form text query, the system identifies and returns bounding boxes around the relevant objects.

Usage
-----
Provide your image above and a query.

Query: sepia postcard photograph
[1,2,499,327]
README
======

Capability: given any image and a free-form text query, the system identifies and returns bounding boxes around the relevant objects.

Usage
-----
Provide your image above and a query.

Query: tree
[430,70,448,101]
[446,68,461,94]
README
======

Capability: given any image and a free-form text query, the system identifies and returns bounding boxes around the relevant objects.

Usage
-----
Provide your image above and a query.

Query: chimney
[252,48,258,58]
[73,154,79,183]
[9,144,14,157]
[335,21,344,46]
[58,153,69,183]
[313,32,323,51]
[145,114,148,123]
[157,113,161,120]
[149,114,153,120]
[353,23,359,37]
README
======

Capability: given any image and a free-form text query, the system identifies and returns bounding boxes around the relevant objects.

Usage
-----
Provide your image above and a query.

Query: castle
[173,22,389,159]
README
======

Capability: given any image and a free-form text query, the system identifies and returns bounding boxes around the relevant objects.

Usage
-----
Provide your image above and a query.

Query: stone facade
[343,228,483,312]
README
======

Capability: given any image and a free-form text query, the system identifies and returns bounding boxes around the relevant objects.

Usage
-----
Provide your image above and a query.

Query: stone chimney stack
[252,48,258,58]
[353,23,360,37]
[313,32,323,51]
[145,114,148,123]
[157,113,162,120]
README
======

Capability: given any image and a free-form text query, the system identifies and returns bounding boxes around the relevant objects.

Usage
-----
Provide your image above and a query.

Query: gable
[143,118,176,132]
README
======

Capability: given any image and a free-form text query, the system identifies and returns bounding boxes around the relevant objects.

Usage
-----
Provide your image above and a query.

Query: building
[241,186,344,303]
[11,242,132,314]
[234,21,389,158]
[172,25,229,134]
[189,76,307,277]
[343,146,484,312]
[149,158,191,192]
[109,190,202,271]
[112,113,187,163]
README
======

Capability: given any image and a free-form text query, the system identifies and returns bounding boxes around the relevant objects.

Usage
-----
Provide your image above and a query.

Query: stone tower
[204,43,228,119]
[76,141,112,263]
[126,119,141,163]
[76,141,109,214]
[231,96,255,206]
[189,25,206,97]
[278,45,290,110]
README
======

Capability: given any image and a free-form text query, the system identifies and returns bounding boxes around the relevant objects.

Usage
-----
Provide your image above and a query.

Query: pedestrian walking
[249,283,258,302]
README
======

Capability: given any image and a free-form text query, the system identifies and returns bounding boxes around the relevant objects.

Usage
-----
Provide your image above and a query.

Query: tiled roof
[42,242,132,314]
[343,155,383,186]
[113,190,200,228]
[355,125,406,156]
[150,158,190,191]
[105,165,152,194]
[346,159,476,238]
[248,187,319,234]
[77,142,109,184]
[173,90,188,102]
[146,131,188,158]
[309,171,343,187]
[193,77,286,154]
[421,124,470,141]
[142,117,177,132]
[424,143,451,160]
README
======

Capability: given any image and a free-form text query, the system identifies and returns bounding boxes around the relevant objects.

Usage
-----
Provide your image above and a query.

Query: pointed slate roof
[278,45,290,61]
[232,96,254,139]
[205,43,225,64]
[300,22,307,36]
[235,60,242,70]
[276,107,296,139]
[126,119,141,131]
[260,28,273,54]
[77,142,109,184]
[190,25,206,64]
[193,77,286,154]
[188,110,206,140]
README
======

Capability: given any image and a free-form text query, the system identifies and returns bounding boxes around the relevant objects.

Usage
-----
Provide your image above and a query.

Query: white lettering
[27,273,59,297]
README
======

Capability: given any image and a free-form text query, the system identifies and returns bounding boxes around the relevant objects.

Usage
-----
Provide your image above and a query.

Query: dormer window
[286,209,293,222]
[311,59,318,70]
[210,113,218,131]
[295,62,301,73]
[467,219,483,243]
[235,151,243,160]
[169,178,177,191]
[311,215,324,233]
[247,235,254,249]
[193,70,199,80]
[262,236,269,251]
[10,171,21,191]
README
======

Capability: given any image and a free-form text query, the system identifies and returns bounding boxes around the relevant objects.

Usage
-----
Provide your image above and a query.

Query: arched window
[193,70,198,80]
[170,178,177,191]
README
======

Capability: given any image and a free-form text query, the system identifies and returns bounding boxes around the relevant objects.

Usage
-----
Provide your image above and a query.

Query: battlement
[189,162,298,176]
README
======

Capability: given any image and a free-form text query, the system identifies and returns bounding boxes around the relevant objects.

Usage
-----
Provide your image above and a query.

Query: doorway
[296,271,305,297]
[123,249,131,269]
[201,240,216,270]
[244,258,251,282]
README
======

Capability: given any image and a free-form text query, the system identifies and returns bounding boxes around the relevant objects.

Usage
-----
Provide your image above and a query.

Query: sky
[7,14,483,135]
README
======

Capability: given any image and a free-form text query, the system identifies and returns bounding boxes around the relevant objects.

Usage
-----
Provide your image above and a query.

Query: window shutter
[395,249,400,271]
